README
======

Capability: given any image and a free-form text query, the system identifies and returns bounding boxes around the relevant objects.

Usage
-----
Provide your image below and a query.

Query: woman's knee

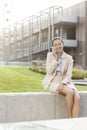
[68,89,74,98]
[63,87,74,97]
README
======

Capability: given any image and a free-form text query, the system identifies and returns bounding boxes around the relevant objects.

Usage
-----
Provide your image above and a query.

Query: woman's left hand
[57,82,64,93]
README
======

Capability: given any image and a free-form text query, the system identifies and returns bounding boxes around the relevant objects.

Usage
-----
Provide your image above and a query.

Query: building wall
[63,1,87,69]
[85,1,87,70]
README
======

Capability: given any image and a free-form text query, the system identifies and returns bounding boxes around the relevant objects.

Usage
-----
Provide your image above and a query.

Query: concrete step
[73,80,87,86]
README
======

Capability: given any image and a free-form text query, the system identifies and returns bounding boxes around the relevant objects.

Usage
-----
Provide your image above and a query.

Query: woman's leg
[72,90,80,117]
[59,86,74,118]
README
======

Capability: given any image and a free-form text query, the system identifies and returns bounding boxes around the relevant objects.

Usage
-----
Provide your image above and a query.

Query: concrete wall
[0,92,87,123]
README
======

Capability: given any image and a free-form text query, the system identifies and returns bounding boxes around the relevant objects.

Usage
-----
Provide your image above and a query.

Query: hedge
[29,66,87,79]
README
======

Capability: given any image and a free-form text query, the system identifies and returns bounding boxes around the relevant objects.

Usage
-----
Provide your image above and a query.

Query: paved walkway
[0,117,87,130]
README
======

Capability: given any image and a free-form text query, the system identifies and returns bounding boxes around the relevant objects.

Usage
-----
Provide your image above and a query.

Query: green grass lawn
[0,66,87,92]
[0,66,48,92]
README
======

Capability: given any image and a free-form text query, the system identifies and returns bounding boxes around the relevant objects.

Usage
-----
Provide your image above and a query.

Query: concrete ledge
[73,80,87,86]
[0,92,87,123]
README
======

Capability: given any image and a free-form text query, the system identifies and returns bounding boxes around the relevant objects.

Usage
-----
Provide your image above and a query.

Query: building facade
[0,1,87,69]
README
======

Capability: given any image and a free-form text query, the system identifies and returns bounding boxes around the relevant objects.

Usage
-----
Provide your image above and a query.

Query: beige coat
[42,51,74,89]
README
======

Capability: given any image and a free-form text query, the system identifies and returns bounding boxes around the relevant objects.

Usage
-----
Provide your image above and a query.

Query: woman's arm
[46,52,58,74]
[62,56,73,84]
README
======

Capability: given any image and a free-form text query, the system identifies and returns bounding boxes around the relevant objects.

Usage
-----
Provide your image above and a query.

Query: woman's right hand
[53,48,58,60]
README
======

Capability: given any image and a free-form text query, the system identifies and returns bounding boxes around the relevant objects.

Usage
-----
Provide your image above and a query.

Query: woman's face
[53,39,64,53]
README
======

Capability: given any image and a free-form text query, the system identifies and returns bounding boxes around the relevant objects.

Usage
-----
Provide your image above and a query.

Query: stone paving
[0,117,87,130]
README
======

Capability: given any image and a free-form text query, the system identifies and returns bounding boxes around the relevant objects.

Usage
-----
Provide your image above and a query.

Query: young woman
[42,37,80,118]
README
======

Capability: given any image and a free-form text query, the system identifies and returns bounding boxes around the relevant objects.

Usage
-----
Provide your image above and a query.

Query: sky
[0,0,85,30]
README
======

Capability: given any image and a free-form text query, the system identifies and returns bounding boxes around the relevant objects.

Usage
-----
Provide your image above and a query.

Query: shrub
[29,66,46,74]
[72,69,84,79]
[39,67,46,74]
